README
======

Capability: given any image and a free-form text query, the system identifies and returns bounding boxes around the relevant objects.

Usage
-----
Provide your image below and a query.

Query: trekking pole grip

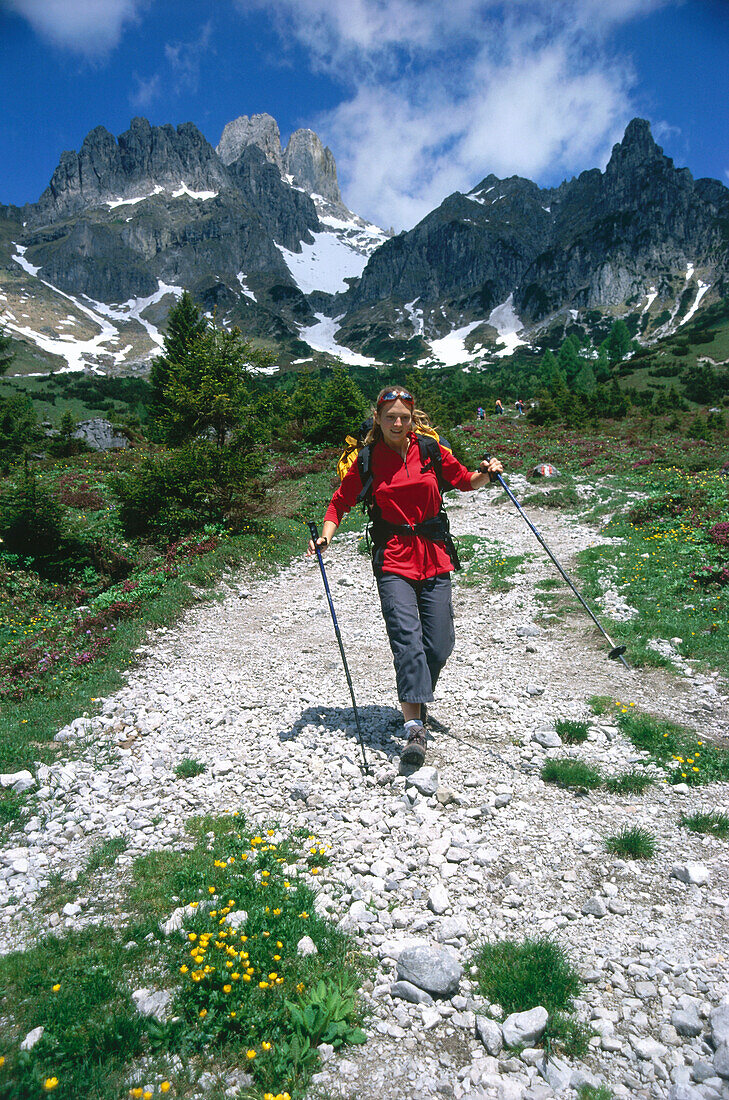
[307,520,320,542]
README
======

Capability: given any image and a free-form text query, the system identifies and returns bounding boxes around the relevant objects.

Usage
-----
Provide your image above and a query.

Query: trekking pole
[483,456,631,670]
[307,521,370,773]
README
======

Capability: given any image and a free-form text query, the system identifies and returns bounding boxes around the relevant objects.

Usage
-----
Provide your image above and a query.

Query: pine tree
[149,292,208,436]
[606,320,632,364]
[311,368,368,445]
[574,363,597,395]
[160,325,271,448]
[0,326,14,375]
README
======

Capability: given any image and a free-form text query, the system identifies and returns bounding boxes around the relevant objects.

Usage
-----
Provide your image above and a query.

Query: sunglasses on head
[377,389,414,408]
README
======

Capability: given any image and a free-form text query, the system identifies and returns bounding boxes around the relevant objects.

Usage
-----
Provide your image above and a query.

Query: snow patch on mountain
[276,232,370,295]
[680,280,710,327]
[488,294,526,357]
[12,245,40,278]
[426,321,484,366]
[84,282,184,349]
[300,314,376,366]
[237,274,256,301]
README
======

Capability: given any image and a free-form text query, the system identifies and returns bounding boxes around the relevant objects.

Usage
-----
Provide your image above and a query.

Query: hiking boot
[401,723,427,766]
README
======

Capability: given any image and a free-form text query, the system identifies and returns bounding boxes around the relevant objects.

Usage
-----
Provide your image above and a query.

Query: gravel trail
[3,483,728,1100]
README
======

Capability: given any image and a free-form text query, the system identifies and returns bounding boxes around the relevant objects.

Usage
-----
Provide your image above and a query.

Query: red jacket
[324,433,474,580]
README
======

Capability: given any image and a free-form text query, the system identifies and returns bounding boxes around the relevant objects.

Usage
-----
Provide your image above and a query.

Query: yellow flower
[259,980,270,989]
[180,965,189,974]
[208,887,216,894]
[273,908,281,916]
[232,972,240,980]
[52,983,61,992]
[273,954,281,961]
[268,972,278,980]
[296,982,305,993]
[160,1085,171,1095]
[242,974,251,982]
[0,1056,4,1067]
[199,1008,207,1018]
[42,1080,59,1093]
[144,1092,153,1100]
[223,984,232,993]
[230,1011,236,1018]
[262,1041,272,1051]
[130,1090,143,1100]
[246,1049,257,1060]
[188,933,197,942]
[299,911,309,919]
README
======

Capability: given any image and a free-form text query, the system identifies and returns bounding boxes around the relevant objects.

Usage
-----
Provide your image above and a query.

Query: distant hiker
[495,399,504,415]
[308,387,503,766]
[515,398,524,416]
[477,406,485,421]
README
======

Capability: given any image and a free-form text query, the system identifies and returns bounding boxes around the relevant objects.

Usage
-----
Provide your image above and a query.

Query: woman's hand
[306,535,329,556]
[479,457,503,480]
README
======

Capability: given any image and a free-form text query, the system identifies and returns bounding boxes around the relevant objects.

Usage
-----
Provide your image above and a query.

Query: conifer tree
[149,292,208,436]
[0,326,14,375]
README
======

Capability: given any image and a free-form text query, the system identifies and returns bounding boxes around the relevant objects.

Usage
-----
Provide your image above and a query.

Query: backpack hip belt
[368,506,461,574]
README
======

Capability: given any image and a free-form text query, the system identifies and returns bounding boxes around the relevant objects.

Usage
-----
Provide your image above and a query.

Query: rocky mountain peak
[283,128,342,205]
[32,117,227,225]
[217,113,343,206]
[606,117,668,175]
[217,113,284,172]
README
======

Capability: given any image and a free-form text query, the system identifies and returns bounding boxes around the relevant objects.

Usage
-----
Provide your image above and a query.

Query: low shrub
[174,758,206,779]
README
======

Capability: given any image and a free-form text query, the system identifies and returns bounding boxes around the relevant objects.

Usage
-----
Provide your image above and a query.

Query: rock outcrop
[217,112,343,205]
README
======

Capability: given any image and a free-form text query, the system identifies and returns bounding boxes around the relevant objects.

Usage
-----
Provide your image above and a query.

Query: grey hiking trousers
[377,572,455,703]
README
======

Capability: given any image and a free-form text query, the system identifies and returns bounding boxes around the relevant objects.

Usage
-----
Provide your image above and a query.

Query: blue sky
[1,0,727,230]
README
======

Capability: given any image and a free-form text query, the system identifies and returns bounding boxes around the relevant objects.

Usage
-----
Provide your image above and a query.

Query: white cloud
[4,0,144,56]
[129,72,161,109]
[240,0,679,229]
[164,20,213,95]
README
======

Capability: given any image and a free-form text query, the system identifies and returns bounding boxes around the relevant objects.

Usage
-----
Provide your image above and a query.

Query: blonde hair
[364,387,433,446]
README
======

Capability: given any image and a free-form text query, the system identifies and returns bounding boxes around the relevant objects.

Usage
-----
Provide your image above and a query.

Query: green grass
[555,719,590,744]
[680,810,729,839]
[541,758,603,790]
[604,770,654,794]
[608,703,729,786]
[0,926,149,1100]
[577,1086,613,1100]
[85,837,127,874]
[471,937,581,1016]
[604,826,656,859]
[457,535,528,591]
[0,820,367,1100]
[575,466,728,672]
[174,758,206,779]
[543,1012,592,1059]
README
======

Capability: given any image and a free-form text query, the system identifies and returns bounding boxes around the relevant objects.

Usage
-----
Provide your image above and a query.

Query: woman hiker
[307,387,503,766]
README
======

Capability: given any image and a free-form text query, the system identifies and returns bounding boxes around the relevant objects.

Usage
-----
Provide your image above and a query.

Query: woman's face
[376,398,413,449]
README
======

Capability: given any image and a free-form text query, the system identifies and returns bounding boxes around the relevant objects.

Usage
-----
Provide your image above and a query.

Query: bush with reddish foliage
[708,522,729,547]
[56,472,104,510]
[691,563,729,588]
[165,534,220,565]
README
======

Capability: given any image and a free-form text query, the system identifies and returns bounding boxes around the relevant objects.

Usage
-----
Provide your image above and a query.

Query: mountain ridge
[1,115,727,374]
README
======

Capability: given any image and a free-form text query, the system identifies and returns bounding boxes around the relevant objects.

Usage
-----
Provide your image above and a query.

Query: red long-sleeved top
[324,433,475,580]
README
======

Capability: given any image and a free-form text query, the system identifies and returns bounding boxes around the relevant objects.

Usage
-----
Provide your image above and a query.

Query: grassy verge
[456,535,528,591]
[592,698,729,786]
[575,466,728,670]
[0,817,366,1100]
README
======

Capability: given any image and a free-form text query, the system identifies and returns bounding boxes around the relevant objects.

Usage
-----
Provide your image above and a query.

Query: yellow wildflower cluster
[129,1085,171,1099]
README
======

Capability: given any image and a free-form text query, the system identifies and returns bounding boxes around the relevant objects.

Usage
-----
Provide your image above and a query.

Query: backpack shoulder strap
[356,443,375,507]
[417,434,450,496]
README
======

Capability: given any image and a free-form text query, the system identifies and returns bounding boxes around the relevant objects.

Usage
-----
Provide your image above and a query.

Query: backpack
[336,419,460,573]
